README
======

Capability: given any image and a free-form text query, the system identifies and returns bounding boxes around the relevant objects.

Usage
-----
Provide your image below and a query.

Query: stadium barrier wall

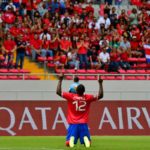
[0,101,150,136]
[0,80,150,100]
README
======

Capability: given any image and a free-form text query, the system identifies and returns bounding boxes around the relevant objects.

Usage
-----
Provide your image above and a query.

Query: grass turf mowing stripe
[0,136,150,150]
[0,148,64,150]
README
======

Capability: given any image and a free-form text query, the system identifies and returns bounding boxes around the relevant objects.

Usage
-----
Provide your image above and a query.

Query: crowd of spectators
[0,0,149,72]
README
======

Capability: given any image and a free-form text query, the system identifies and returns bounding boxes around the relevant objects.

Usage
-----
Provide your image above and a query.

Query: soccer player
[69,76,80,93]
[56,74,103,148]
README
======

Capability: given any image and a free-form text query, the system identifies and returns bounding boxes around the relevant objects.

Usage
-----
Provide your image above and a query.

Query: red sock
[66,141,69,147]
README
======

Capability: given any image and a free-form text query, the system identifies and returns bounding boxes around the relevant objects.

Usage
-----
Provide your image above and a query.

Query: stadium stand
[0,0,149,80]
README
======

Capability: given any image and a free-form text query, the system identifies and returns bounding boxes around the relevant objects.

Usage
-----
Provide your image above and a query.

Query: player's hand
[98,76,103,83]
[58,73,64,81]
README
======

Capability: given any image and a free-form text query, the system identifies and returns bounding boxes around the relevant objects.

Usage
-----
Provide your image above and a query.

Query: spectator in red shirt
[41,36,53,58]
[54,51,67,70]
[49,32,60,55]
[119,50,131,70]
[2,35,16,68]
[77,37,89,69]
[130,36,142,57]
[30,34,42,61]
[109,47,119,72]
[85,2,94,14]
[2,7,16,27]
[9,23,21,37]
[59,34,72,53]
[138,8,149,25]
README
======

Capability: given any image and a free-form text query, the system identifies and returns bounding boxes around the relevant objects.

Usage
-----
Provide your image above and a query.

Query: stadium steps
[23,56,56,80]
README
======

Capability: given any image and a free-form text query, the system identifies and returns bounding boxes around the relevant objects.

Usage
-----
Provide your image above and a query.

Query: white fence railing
[0,73,150,80]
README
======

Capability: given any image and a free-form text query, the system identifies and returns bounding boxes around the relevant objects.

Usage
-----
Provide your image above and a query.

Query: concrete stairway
[23,56,56,80]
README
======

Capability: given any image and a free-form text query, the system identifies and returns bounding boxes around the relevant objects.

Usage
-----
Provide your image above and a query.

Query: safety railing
[0,73,150,80]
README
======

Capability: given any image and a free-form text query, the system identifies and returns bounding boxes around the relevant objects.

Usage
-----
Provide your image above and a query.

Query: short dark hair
[76,84,85,96]
[74,77,79,83]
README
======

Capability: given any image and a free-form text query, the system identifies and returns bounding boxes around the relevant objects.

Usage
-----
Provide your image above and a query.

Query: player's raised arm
[56,74,64,97]
[97,76,103,100]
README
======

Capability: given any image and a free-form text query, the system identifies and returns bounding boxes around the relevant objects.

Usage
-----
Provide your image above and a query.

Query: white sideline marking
[0,148,64,150]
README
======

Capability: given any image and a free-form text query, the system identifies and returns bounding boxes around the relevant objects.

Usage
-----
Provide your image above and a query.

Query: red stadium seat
[0,69,9,73]
[77,69,86,74]
[37,57,47,62]
[118,69,126,74]
[126,70,136,74]
[132,64,137,69]
[128,58,137,62]
[96,70,106,74]
[105,76,116,80]
[66,69,76,74]
[136,76,146,80]
[47,57,54,61]
[19,69,30,73]
[87,69,96,74]
[9,69,19,73]
[136,63,147,69]
[78,76,86,80]
[147,76,150,80]
[24,75,30,80]
[100,76,106,80]
[147,64,150,69]
[125,76,136,80]
[47,63,55,68]
[55,69,66,74]
[146,70,150,74]
[8,76,20,80]
[0,76,8,80]
[136,70,146,74]
[137,58,146,63]
[65,76,73,80]
[116,76,123,80]
[86,76,96,80]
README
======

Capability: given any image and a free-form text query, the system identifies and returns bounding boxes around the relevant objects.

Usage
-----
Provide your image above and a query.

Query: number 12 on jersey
[72,100,87,111]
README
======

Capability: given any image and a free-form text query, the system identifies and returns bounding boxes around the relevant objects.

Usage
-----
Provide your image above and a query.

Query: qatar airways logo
[0,106,150,136]
[99,107,150,130]
[0,107,68,136]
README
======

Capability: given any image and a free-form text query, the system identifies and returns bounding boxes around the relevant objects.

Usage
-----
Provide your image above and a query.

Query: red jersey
[130,41,139,50]
[120,52,129,61]
[110,52,119,61]
[30,39,42,50]
[2,12,16,24]
[42,40,49,49]
[60,39,72,52]
[59,54,67,64]
[49,39,59,50]
[9,26,21,37]
[3,40,16,53]
[62,92,97,124]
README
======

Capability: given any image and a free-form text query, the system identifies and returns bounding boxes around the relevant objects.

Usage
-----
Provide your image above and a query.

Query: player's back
[62,92,97,124]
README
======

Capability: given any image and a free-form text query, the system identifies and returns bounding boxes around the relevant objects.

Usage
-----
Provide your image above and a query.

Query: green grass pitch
[0,136,150,150]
